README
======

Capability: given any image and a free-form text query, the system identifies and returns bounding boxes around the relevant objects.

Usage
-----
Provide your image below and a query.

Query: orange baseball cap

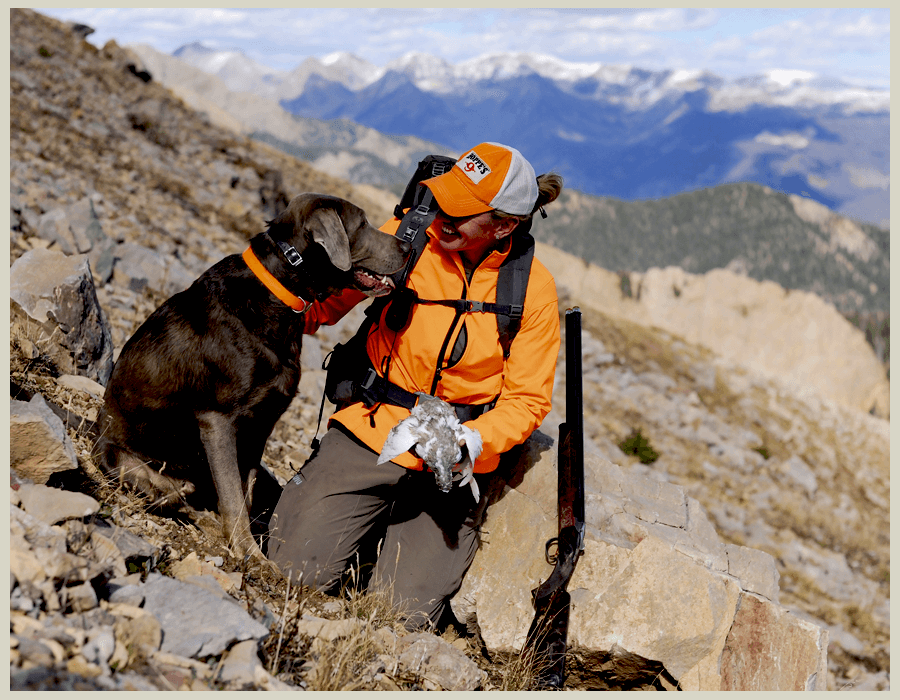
[422,142,538,217]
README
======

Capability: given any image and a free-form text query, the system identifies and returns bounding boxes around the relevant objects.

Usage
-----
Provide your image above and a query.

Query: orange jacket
[303,217,560,473]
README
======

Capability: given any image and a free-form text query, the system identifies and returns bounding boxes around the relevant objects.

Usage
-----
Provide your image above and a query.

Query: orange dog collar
[242,247,310,314]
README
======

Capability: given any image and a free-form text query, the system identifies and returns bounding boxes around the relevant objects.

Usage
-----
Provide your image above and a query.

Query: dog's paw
[117,456,196,507]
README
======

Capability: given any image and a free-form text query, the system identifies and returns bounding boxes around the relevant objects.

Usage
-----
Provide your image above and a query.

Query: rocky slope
[9,9,889,691]
[128,42,455,193]
[535,245,889,419]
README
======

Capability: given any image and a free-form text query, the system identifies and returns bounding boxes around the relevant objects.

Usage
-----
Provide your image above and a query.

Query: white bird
[378,393,482,502]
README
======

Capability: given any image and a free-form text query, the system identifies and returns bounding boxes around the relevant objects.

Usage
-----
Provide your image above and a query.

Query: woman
[267,142,563,630]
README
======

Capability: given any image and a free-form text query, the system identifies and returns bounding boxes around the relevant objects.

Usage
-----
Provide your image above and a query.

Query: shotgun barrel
[522,307,585,689]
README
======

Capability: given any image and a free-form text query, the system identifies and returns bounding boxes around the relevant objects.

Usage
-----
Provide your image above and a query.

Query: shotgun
[522,306,585,689]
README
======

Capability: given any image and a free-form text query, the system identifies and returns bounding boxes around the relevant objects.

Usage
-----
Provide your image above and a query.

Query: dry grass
[259,570,422,691]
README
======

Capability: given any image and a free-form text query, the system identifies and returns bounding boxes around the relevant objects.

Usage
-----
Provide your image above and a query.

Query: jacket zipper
[429,279,468,395]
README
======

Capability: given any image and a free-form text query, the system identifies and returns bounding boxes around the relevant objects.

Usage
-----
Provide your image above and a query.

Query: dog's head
[266,193,409,298]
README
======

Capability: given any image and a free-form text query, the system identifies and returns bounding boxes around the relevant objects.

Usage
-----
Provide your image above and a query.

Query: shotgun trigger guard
[545,536,559,565]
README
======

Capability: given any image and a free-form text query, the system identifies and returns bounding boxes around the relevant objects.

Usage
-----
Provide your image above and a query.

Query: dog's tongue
[354,269,395,297]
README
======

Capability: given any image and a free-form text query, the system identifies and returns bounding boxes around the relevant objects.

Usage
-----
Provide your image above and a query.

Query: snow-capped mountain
[172,45,889,114]
[167,46,890,227]
[173,42,285,95]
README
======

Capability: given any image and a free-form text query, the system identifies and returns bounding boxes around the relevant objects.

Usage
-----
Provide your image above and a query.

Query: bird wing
[377,418,420,464]
[453,424,483,502]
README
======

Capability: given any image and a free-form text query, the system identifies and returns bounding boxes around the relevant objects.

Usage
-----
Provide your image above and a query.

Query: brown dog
[96,193,408,559]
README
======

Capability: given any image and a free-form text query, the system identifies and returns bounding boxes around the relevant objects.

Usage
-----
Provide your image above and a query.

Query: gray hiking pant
[266,425,491,630]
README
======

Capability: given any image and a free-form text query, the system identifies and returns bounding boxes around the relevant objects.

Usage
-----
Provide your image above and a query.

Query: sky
[35,7,890,90]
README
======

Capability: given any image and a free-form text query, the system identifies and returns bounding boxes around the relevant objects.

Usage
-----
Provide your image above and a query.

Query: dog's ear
[306,207,352,271]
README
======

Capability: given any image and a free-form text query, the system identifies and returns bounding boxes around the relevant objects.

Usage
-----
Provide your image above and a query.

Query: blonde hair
[493,172,564,223]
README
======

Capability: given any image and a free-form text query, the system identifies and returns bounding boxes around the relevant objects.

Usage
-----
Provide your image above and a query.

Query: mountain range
[169,43,889,228]
[128,41,890,323]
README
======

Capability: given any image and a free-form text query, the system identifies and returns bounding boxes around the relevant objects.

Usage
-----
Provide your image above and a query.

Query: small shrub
[753,445,771,460]
[618,271,632,299]
[619,429,659,464]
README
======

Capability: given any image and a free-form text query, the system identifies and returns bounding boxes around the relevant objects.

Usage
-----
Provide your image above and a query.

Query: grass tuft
[619,429,660,464]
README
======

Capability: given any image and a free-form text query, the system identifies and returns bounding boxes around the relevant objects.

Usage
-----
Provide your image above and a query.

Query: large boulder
[451,432,827,690]
[10,248,114,385]
[10,395,80,484]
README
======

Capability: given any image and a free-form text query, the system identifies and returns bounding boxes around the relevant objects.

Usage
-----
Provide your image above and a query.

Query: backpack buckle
[466,300,485,313]
[361,367,378,391]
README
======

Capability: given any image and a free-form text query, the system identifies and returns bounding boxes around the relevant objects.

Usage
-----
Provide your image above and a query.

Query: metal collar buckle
[276,240,303,267]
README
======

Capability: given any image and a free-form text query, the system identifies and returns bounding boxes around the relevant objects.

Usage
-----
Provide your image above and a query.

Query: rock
[10,248,114,384]
[776,455,818,498]
[396,632,485,691]
[10,586,36,613]
[88,520,159,568]
[720,592,828,690]
[564,536,739,688]
[112,241,195,295]
[56,373,106,399]
[137,573,270,658]
[725,544,780,602]
[295,614,365,642]
[14,635,57,669]
[10,395,80,483]
[36,197,116,283]
[452,434,828,690]
[12,666,111,691]
[16,483,100,524]
[81,530,128,579]
[81,627,115,667]
[217,640,263,685]
[67,654,104,678]
[112,605,163,656]
[169,552,242,595]
[217,639,294,690]
[64,581,99,613]
[779,540,877,608]
[107,579,146,607]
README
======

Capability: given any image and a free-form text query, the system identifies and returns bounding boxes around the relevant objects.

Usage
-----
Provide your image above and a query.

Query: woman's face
[432,210,518,263]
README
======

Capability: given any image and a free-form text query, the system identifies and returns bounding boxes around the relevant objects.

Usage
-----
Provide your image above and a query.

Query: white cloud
[845,165,889,190]
[754,131,810,149]
[34,7,888,88]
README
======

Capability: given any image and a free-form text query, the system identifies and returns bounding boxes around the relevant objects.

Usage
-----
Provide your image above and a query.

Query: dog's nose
[397,239,412,255]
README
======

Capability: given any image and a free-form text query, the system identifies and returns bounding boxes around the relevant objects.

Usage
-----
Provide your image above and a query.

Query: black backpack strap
[390,156,457,287]
[496,229,535,358]
[394,155,457,220]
